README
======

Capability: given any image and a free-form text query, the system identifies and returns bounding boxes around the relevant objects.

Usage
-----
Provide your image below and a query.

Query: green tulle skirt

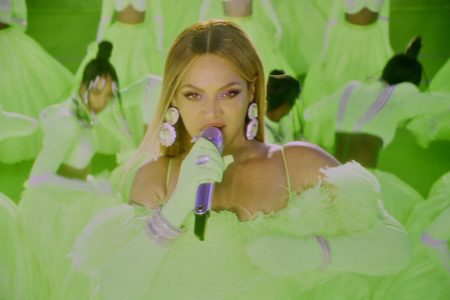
[76,21,165,89]
[0,27,73,163]
[302,18,393,109]
[373,172,450,300]
[0,193,48,299]
[70,162,387,299]
[18,174,121,300]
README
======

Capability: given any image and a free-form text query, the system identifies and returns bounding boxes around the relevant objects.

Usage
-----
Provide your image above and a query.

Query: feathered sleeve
[246,162,410,279]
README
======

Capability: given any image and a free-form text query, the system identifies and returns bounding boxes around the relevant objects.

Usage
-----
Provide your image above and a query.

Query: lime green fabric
[374,172,450,299]
[0,27,73,163]
[70,162,409,299]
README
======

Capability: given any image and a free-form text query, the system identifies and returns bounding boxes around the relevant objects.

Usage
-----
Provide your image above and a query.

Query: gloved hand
[162,137,225,227]
[247,220,411,278]
[246,236,322,278]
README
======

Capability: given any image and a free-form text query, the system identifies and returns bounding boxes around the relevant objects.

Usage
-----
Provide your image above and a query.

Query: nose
[202,97,222,118]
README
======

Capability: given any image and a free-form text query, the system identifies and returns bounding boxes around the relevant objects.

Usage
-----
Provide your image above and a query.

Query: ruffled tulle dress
[271,0,328,77]
[74,1,166,153]
[301,0,393,109]
[374,171,450,300]
[0,25,73,163]
[0,193,48,300]
[70,162,408,299]
[304,80,450,151]
[152,0,204,49]
[18,100,123,300]
[372,169,424,225]
[76,0,165,86]
[406,58,450,147]
[406,97,450,148]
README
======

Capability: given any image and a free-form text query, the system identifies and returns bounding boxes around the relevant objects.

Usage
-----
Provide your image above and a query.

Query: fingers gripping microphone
[194,127,223,241]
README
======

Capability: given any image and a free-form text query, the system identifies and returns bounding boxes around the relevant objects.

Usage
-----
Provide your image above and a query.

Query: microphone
[194,127,224,241]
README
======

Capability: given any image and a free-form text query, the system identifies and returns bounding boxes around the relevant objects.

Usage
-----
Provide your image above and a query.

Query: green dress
[0,0,73,163]
[18,100,122,300]
[374,171,450,300]
[301,0,393,109]
[70,160,409,299]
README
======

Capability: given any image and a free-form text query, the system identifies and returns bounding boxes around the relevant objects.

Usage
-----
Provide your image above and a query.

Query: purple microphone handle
[195,183,214,214]
[193,127,223,215]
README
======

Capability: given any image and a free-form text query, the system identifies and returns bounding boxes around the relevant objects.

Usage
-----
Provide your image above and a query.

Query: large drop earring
[159,107,180,147]
[246,102,258,140]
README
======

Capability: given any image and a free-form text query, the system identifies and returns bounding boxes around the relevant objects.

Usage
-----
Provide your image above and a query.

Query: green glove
[246,236,322,277]
[162,137,225,227]
[246,221,410,278]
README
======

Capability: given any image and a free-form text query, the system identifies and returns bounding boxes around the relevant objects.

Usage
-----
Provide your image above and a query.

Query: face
[81,75,116,114]
[172,54,254,148]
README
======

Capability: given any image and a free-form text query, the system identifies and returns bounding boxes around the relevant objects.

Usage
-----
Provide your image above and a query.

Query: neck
[223,138,264,163]
[266,110,283,123]
[223,0,252,18]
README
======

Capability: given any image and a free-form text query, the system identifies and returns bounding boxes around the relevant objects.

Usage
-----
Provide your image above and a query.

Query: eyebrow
[179,82,244,92]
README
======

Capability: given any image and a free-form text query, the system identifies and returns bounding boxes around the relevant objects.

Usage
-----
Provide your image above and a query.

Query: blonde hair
[126,20,266,176]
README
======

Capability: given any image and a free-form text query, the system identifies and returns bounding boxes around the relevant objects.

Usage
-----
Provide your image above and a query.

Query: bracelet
[145,208,183,246]
[315,236,331,270]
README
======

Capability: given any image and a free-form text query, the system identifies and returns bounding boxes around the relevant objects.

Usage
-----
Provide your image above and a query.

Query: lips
[201,123,226,132]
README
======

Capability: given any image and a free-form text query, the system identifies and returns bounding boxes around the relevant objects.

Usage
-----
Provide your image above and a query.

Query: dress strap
[337,81,359,130]
[280,147,292,194]
[354,85,395,131]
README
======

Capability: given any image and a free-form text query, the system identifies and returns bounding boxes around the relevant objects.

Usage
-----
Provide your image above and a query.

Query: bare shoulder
[283,141,340,189]
[130,156,169,209]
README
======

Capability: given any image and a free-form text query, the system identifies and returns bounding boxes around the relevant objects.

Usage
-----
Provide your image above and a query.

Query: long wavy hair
[129,19,266,171]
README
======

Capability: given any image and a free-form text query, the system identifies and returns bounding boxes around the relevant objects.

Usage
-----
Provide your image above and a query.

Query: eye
[183,92,204,101]
[218,89,241,100]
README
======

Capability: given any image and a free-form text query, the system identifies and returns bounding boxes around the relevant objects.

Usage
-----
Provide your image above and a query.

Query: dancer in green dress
[19,41,124,300]
[303,37,447,224]
[0,0,73,163]
[264,70,302,144]
[302,0,393,110]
